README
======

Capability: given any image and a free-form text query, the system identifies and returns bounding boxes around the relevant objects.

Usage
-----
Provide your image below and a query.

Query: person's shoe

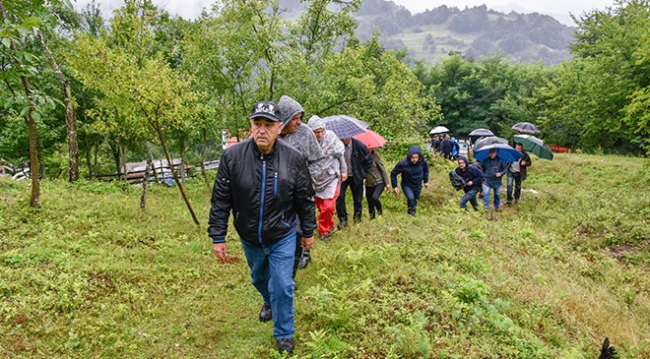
[277,338,295,353]
[259,305,272,322]
[407,207,416,216]
[337,220,347,230]
[369,211,376,220]
[353,212,361,224]
[506,200,512,205]
[298,255,310,269]
[320,232,331,242]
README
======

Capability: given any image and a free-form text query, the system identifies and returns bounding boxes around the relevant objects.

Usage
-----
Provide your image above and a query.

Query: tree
[70,0,200,224]
[538,0,650,153]
[0,0,55,208]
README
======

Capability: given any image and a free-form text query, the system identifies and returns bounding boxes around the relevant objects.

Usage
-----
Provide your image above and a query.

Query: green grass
[1,152,650,357]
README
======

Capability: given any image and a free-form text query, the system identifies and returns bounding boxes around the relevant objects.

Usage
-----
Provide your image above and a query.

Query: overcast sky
[72,0,616,26]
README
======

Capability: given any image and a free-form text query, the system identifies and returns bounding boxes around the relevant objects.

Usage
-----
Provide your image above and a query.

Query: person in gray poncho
[277,95,324,273]
[278,95,324,178]
[307,115,347,241]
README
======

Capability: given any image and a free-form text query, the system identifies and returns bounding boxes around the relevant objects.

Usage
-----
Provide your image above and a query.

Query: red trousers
[314,185,340,235]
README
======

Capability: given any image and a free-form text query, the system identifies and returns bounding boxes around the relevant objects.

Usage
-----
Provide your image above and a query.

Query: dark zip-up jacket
[390,146,429,189]
[455,156,484,191]
[348,138,373,184]
[208,138,316,246]
[480,156,508,188]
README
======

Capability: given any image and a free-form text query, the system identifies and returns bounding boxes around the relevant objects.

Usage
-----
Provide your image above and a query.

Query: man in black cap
[208,100,316,354]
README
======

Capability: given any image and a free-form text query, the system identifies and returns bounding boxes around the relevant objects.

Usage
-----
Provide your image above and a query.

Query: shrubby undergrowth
[1,152,649,357]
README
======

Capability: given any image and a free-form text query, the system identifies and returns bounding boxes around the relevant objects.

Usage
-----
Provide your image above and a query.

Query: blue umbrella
[321,115,369,139]
[473,137,523,163]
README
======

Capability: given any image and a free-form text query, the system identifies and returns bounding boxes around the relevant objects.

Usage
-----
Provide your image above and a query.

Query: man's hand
[424,182,430,189]
[301,236,314,251]
[496,172,501,178]
[340,173,348,182]
[385,183,391,190]
[467,181,473,186]
[521,161,526,166]
[393,187,400,195]
[213,243,228,261]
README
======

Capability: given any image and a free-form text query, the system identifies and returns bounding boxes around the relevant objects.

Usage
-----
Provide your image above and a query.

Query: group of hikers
[206,97,531,353]
[452,142,531,212]
[207,97,429,353]
[431,133,461,160]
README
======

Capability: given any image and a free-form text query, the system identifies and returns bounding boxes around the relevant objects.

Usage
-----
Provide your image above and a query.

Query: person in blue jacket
[450,137,460,160]
[390,146,430,216]
[454,156,484,210]
[480,148,508,211]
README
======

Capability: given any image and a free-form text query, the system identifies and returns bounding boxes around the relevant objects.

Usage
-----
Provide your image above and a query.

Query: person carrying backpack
[454,156,484,210]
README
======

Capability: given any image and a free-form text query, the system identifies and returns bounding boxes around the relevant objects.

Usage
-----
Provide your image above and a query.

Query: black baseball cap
[250,100,282,122]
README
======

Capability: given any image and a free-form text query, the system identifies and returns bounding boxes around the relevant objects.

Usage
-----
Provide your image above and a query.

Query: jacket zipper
[273,172,278,195]
[258,157,267,244]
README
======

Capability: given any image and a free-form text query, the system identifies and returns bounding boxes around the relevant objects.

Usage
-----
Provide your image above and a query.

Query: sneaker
[337,220,347,230]
[277,338,295,353]
[320,232,331,242]
[259,305,272,322]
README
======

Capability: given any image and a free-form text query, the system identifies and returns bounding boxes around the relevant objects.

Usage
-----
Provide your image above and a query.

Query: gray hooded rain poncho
[307,115,346,199]
[277,95,324,179]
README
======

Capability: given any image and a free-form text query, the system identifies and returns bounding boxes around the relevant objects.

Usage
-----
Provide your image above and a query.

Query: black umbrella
[469,128,495,137]
[511,122,541,134]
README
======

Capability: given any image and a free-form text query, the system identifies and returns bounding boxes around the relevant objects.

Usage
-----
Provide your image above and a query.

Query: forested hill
[281,0,576,64]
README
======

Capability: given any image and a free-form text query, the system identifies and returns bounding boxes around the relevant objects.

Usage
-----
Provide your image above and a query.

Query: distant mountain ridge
[354,0,575,64]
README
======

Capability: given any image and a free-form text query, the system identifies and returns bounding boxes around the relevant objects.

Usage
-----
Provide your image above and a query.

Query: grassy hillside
[1,151,650,357]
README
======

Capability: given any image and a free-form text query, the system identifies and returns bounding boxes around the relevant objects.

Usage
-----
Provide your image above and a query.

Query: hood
[307,115,325,131]
[278,95,305,130]
[450,137,456,143]
[457,156,468,168]
[406,145,423,162]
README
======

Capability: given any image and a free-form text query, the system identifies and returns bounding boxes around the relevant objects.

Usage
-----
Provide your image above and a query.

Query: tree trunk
[119,143,127,183]
[92,144,99,179]
[178,134,186,181]
[146,141,157,183]
[109,138,121,179]
[155,125,199,226]
[200,128,210,189]
[85,144,91,178]
[0,0,40,208]
[140,160,149,210]
[36,30,79,182]
[26,106,41,208]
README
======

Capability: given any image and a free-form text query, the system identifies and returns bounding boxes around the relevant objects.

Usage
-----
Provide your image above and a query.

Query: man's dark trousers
[336,176,363,224]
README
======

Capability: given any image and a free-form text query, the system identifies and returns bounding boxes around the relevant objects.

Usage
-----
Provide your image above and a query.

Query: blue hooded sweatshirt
[391,145,429,189]
[451,137,460,157]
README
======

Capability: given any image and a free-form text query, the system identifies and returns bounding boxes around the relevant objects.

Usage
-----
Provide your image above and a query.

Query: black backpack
[449,170,466,191]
